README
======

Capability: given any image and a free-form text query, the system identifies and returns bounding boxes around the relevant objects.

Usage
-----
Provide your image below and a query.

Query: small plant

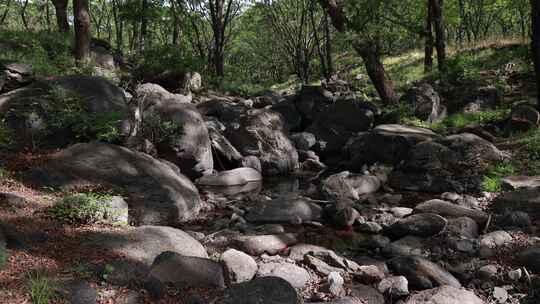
[520,128,540,161]
[50,193,112,225]
[28,271,56,304]
[445,54,481,83]
[101,263,115,281]
[0,119,15,149]
[71,262,93,280]
[0,250,7,269]
[483,163,517,192]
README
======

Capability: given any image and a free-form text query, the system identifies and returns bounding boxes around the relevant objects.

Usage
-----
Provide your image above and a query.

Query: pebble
[493,287,508,303]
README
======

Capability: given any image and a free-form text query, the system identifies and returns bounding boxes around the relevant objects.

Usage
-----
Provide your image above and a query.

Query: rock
[221,277,300,304]
[382,236,429,257]
[271,98,302,131]
[144,98,213,178]
[221,249,258,284]
[225,109,298,175]
[136,82,190,105]
[350,284,385,304]
[501,176,540,190]
[477,265,498,280]
[414,199,488,225]
[0,192,27,208]
[390,133,505,193]
[493,287,508,303]
[0,76,128,150]
[493,188,540,216]
[206,118,243,166]
[358,221,383,234]
[405,286,485,304]
[322,171,381,204]
[245,196,322,224]
[102,259,150,286]
[236,233,298,255]
[401,83,446,123]
[479,231,512,258]
[446,217,479,239]
[391,207,413,218]
[516,247,540,273]
[63,280,97,304]
[324,272,346,297]
[100,196,129,225]
[241,156,262,172]
[296,85,334,123]
[508,268,522,281]
[147,251,225,290]
[304,255,344,276]
[186,72,202,92]
[1,62,32,92]
[389,256,461,290]
[290,132,317,150]
[288,244,335,261]
[499,211,531,229]
[345,124,438,168]
[387,213,447,238]
[508,103,540,132]
[197,168,262,186]
[30,143,202,225]
[85,226,207,266]
[257,262,310,289]
[378,276,409,297]
[300,158,326,172]
[355,265,385,283]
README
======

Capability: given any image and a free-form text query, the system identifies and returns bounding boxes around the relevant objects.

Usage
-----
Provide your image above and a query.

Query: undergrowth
[483,163,517,192]
[28,271,56,304]
[50,193,113,225]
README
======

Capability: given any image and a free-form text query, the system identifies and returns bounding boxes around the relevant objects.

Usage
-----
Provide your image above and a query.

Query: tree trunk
[424,0,434,73]
[20,0,30,30]
[211,0,226,77]
[112,0,123,51]
[74,0,91,64]
[325,13,334,77]
[52,0,69,32]
[0,0,12,26]
[531,0,540,108]
[354,42,398,105]
[432,0,446,73]
[171,0,180,45]
[139,0,148,53]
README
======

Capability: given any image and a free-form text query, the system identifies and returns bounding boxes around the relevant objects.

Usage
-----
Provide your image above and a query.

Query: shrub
[445,54,481,83]
[520,128,540,161]
[28,271,56,304]
[483,163,516,192]
[50,193,112,225]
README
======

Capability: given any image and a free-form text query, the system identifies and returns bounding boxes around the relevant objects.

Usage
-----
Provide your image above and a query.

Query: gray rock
[322,171,381,203]
[288,244,335,261]
[355,265,385,283]
[197,168,262,186]
[346,124,438,168]
[479,231,512,258]
[241,156,262,173]
[290,132,317,150]
[414,199,488,225]
[378,276,409,297]
[0,192,27,208]
[221,249,258,284]
[85,226,207,267]
[358,222,383,233]
[101,196,129,225]
[508,103,540,132]
[236,233,298,255]
[102,260,150,286]
[324,272,346,297]
[64,280,97,304]
[246,197,322,224]
[389,256,461,290]
[221,276,300,304]
[446,217,479,239]
[206,118,243,165]
[147,251,225,290]
[135,83,191,105]
[144,98,213,178]
[508,268,522,281]
[499,211,531,229]
[391,207,413,218]
[493,187,540,216]
[257,262,310,289]
[324,205,360,228]
[493,287,508,303]
[30,143,202,225]
[350,284,385,304]
[401,83,446,123]
[382,236,429,258]
[501,176,540,190]
[391,133,505,193]
[477,265,498,280]
[304,255,344,276]
[405,286,485,304]
[387,213,447,238]
[516,247,540,273]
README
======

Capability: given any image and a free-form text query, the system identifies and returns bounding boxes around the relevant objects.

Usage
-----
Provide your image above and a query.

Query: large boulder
[390,133,505,193]
[296,85,334,124]
[225,109,298,175]
[0,62,33,93]
[345,124,438,169]
[386,213,448,238]
[221,277,300,304]
[405,286,485,304]
[414,199,488,225]
[507,103,540,132]
[85,226,208,267]
[492,188,540,216]
[401,83,446,123]
[0,75,128,150]
[389,256,461,290]
[142,97,213,178]
[30,143,203,225]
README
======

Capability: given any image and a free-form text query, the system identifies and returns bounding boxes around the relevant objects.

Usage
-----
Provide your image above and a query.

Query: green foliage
[483,163,517,192]
[71,262,93,280]
[519,128,540,161]
[44,86,124,143]
[135,44,204,79]
[0,31,74,77]
[0,119,15,149]
[101,264,115,281]
[444,54,481,83]
[50,193,112,225]
[0,249,6,269]
[219,80,267,97]
[28,271,56,304]
[439,109,509,130]
[142,114,183,144]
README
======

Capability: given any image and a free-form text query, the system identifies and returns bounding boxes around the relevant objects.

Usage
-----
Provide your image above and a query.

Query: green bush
[483,163,516,192]
[50,193,112,225]
[135,44,204,79]
[28,271,56,304]
[445,54,481,83]
[520,128,540,161]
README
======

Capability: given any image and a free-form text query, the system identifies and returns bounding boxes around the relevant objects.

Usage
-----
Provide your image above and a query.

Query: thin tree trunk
[324,13,333,77]
[74,0,91,64]
[210,0,226,77]
[139,0,148,52]
[112,0,123,51]
[20,0,30,30]
[531,0,540,108]
[432,0,446,73]
[172,0,180,45]
[52,0,69,32]
[45,0,51,31]
[424,0,434,73]
[0,0,12,26]
[354,42,398,105]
